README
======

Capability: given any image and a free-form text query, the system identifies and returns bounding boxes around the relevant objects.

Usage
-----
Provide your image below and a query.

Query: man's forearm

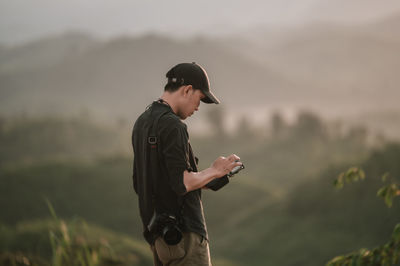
[183,168,221,193]
[183,154,242,193]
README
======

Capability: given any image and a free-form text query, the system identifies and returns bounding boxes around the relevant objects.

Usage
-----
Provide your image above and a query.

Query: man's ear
[182,85,193,97]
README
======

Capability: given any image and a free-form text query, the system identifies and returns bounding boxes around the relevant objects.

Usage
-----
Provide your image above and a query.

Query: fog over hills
[0,32,97,73]
[0,34,298,118]
[0,12,399,137]
[267,24,400,102]
[2,0,400,44]
[308,0,400,24]
[222,13,400,114]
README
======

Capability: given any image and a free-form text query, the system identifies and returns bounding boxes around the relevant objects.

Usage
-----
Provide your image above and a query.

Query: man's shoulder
[133,107,151,129]
[134,102,171,123]
[160,112,184,126]
[133,102,187,132]
[158,113,187,138]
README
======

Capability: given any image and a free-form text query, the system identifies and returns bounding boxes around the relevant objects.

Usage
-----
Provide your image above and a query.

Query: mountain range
[1,12,399,131]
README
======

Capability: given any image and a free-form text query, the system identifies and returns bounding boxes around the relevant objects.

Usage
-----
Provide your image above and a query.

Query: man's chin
[182,113,193,120]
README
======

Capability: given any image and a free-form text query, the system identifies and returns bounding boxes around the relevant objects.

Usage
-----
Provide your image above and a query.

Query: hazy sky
[1,0,400,45]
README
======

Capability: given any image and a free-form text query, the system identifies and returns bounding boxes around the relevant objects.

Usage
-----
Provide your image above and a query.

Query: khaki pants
[151,232,211,266]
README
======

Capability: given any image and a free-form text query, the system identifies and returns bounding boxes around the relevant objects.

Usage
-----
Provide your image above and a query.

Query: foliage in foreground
[327,168,400,265]
[327,224,400,266]
[0,215,152,266]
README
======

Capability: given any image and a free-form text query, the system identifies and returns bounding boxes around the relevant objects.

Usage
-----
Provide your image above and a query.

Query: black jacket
[132,101,207,244]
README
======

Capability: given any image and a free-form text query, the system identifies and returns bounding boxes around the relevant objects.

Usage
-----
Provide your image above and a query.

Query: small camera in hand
[206,161,245,191]
[227,161,245,177]
[148,212,182,245]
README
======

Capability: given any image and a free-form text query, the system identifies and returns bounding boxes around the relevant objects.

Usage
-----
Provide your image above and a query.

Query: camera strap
[148,102,185,219]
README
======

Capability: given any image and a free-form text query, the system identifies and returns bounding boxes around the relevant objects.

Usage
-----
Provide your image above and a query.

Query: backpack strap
[148,105,169,211]
[148,104,185,218]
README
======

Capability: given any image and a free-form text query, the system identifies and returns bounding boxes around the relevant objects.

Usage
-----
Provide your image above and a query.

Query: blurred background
[1,0,400,265]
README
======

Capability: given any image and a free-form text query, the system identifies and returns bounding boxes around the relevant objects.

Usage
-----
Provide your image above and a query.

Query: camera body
[206,162,245,191]
[148,212,182,245]
[228,162,245,177]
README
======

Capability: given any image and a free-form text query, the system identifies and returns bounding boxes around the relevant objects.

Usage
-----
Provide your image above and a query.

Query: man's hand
[211,154,242,178]
[183,154,242,193]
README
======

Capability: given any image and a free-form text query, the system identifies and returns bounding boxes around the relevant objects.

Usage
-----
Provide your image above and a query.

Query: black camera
[148,212,182,245]
[206,162,245,191]
[227,163,245,177]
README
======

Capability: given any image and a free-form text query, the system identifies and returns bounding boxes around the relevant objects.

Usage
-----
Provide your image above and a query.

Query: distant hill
[0,32,97,74]
[365,11,400,41]
[222,14,400,113]
[271,26,399,102]
[308,0,400,25]
[1,15,399,126]
[0,34,297,119]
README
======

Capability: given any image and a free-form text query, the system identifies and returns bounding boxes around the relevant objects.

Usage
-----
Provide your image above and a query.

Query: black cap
[166,62,220,104]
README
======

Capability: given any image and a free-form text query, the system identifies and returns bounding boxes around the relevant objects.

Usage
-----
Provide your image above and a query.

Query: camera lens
[162,225,182,245]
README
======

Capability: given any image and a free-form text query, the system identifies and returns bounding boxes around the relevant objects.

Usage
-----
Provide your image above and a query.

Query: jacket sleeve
[132,132,138,194]
[133,158,138,194]
[159,117,191,195]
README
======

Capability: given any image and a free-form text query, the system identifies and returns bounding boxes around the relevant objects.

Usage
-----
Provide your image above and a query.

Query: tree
[205,106,225,138]
[327,168,400,265]
[271,111,286,139]
[292,110,326,140]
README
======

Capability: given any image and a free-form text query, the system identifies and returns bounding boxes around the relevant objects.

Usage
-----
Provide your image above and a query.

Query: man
[132,62,242,266]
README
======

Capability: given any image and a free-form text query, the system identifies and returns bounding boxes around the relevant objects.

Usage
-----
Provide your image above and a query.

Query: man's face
[177,87,206,120]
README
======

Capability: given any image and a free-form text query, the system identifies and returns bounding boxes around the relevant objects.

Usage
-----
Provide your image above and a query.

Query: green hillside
[209,144,400,265]
[1,115,399,265]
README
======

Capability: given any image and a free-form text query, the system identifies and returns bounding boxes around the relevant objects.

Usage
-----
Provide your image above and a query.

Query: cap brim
[201,90,220,104]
